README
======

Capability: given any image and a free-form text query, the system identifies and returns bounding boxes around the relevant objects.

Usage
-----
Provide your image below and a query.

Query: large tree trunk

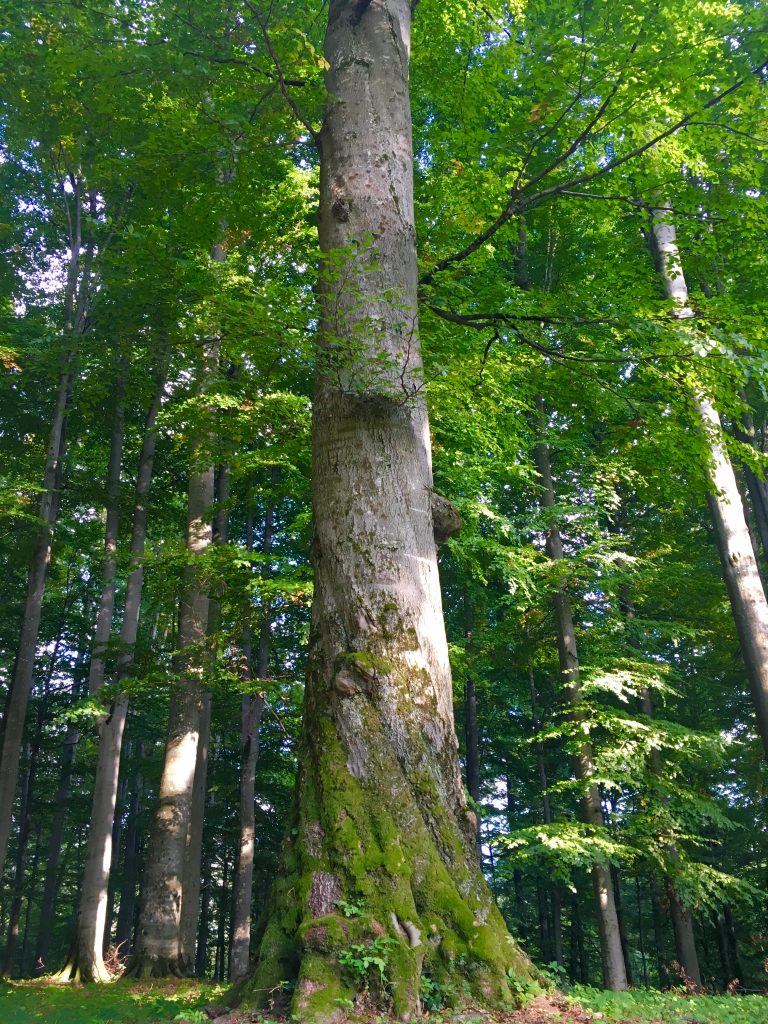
[534,426,628,991]
[0,183,96,880]
[126,360,214,977]
[236,3,532,1019]
[57,372,163,982]
[230,500,271,982]
[650,207,768,757]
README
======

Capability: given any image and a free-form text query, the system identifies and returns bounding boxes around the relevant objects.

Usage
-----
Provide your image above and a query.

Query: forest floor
[1,979,767,1024]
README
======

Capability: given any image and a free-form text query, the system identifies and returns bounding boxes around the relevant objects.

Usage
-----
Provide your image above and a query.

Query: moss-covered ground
[1,979,767,1024]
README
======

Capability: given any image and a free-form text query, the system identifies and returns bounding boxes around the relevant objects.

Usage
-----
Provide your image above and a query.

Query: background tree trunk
[230,499,271,981]
[0,184,96,879]
[126,357,214,977]
[650,206,768,757]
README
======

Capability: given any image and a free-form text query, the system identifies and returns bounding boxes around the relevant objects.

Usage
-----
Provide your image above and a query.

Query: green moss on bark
[235,684,536,1021]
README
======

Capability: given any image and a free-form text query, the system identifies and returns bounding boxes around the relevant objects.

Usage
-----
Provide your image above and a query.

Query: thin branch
[183,49,306,87]
[419,57,768,287]
[243,1,322,148]
[684,120,768,146]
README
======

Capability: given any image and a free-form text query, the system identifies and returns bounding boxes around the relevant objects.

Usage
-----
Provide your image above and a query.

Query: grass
[1,978,767,1024]
[0,978,226,1024]
[569,984,768,1024]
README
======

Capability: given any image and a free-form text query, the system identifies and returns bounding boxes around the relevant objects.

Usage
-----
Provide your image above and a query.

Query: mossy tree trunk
[236,2,534,1020]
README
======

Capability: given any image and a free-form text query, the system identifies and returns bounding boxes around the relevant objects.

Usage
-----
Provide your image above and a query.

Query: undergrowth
[570,984,768,1024]
[0,978,225,1024]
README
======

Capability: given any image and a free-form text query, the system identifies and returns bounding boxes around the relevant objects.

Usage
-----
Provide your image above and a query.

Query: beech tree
[236,1,533,1018]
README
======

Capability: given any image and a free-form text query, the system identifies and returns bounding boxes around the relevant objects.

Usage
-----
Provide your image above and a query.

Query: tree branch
[243,1,322,149]
[419,57,768,287]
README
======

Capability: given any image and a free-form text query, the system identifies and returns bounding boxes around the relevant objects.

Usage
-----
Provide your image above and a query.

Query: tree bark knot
[430,492,462,545]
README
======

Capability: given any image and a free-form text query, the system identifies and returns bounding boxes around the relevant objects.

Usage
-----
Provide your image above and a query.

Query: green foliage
[571,986,768,1024]
[0,980,226,1024]
[338,937,398,996]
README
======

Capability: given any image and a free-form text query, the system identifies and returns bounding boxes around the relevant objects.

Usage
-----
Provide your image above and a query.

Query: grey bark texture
[650,206,768,758]
[236,3,533,1019]
[534,421,628,991]
[179,462,230,968]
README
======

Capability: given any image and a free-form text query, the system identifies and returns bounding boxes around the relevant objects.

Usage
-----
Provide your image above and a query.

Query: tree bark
[650,206,768,757]
[126,353,214,977]
[114,742,144,956]
[534,423,628,991]
[236,3,532,1018]
[86,382,126,695]
[179,462,230,968]
[464,677,481,828]
[0,183,96,879]
[57,369,164,981]
[230,499,271,982]
[195,855,213,978]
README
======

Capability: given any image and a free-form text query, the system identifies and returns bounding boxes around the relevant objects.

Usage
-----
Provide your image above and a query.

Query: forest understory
[2,0,768,1021]
[3,979,768,1024]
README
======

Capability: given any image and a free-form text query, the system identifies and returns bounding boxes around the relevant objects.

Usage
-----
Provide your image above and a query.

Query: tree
[237,1,533,1018]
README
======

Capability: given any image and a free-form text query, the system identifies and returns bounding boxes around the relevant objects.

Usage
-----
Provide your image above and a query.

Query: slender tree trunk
[215,854,229,984]
[195,856,212,978]
[114,742,144,956]
[529,668,563,965]
[0,185,96,879]
[610,866,633,986]
[20,823,42,976]
[0,377,69,881]
[1,662,53,978]
[723,906,743,985]
[1,752,36,977]
[230,499,271,982]
[58,370,164,981]
[735,409,768,562]
[534,423,628,991]
[179,462,229,968]
[650,206,768,757]
[238,3,532,1017]
[103,773,127,954]
[87,382,126,694]
[711,910,731,988]
[464,677,481,827]
[34,634,91,973]
[126,352,214,977]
